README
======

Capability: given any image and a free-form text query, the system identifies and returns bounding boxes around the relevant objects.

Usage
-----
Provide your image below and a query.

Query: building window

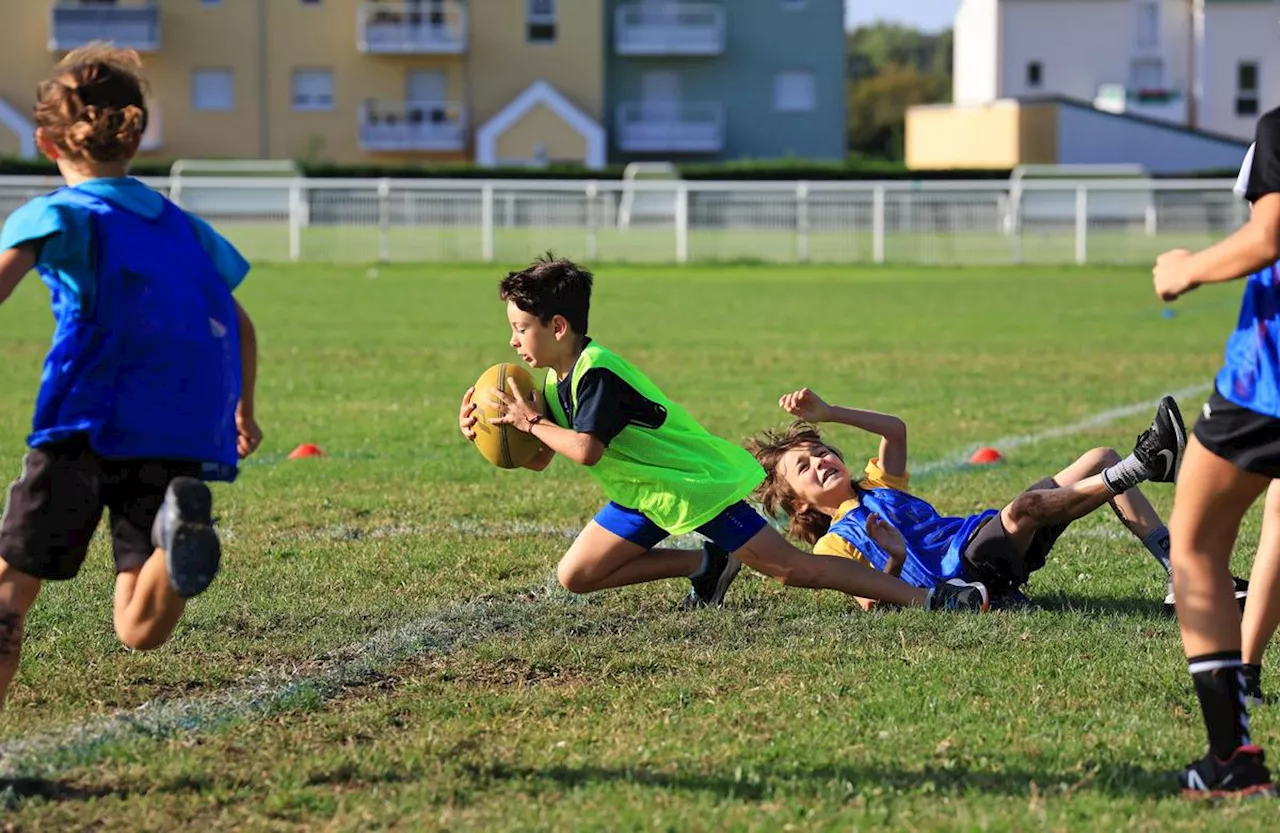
[1130,57,1164,91]
[292,69,334,111]
[1238,61,1260,116]
[1136,1,1159,49]
[773,71,816,112]
[527,0,556,43]
[1026,61,1042,88]
[191,69,233,111]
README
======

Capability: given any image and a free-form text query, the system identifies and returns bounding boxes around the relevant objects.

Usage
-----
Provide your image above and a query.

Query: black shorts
[0,435,201,581]
[1194,390,1280,478]
[961,477,1069,595]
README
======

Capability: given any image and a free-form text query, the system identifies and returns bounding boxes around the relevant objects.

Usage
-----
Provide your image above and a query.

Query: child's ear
[552,314,570,340]
[34,128,59,162]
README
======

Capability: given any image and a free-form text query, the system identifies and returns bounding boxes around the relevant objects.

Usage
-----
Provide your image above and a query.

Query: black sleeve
[572,368,630,446]
[1245,108,1280,201]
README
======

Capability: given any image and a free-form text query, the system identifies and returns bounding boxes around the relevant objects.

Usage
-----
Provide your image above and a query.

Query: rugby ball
[471,362,545,469]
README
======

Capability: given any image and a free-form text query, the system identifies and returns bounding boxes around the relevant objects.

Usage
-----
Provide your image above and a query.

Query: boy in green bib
[458,255,989,612]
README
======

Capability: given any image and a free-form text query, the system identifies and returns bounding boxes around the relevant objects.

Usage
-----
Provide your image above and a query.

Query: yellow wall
[495,104,588,163]
[906,102,1059,170]
[0,0,470,164]
[469,0,605,128]
[0,1,61,155]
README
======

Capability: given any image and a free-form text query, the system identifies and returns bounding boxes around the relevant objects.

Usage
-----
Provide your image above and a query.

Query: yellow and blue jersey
[813,458,997,588]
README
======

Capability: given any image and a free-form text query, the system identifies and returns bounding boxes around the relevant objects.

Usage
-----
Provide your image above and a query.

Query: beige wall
[0,0,470,164]
[495,104,588,163]
[470,0,604,128]
[0,1,62,155]
[906,101,1059,169]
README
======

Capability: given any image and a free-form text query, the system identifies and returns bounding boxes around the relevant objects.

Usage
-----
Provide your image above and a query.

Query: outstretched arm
[0,245,36,306]
[779,388,908,477]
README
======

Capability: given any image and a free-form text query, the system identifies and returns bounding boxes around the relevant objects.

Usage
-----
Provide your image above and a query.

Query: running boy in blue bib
[0,44,261,706]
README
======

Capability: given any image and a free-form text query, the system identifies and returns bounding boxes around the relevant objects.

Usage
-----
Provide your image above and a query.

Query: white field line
[0,383,1210,782]
[912,383,1211,476]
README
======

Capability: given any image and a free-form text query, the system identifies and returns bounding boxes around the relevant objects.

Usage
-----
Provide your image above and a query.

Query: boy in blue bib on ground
[748,388,1192,612]
[0,44,261,706]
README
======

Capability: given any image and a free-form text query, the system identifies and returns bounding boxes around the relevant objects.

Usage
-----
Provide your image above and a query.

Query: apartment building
[0,0,844,166]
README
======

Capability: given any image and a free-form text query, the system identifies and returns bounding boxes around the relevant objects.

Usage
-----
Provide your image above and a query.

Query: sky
[845,0,958,32]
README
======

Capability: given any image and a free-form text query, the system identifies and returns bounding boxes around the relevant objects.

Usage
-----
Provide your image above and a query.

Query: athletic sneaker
[1177,745,1276,798]
[151,476,221,598]
[682,542,741,609]
[1164,575,1249,615]
[925,578,990,612]
[1132,396,1187,483]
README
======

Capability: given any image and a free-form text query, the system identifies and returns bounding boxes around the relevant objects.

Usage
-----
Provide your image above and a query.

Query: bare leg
[1000,473,1118,553]
[733,526,930,607]
[0,561,42,706]
[113,548,187,650]
[556,522,702,593]
[1242,481,1280,666]
[1053,447,1164,539]
[1171,438,1268,658]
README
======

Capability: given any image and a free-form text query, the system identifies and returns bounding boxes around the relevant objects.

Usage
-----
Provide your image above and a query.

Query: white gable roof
[476,80,606,169]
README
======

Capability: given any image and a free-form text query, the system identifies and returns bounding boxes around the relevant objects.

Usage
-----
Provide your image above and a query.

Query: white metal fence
[0,175,1247,266]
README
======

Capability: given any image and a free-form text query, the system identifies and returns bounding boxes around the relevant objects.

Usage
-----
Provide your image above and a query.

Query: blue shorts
[593,500,768,553]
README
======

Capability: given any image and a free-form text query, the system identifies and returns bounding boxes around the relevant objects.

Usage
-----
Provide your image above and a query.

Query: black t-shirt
[1244,107,1280,202]
[551,343,668,446]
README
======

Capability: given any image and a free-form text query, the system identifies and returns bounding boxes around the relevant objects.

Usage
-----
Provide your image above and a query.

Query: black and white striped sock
[1188,651,1252,759]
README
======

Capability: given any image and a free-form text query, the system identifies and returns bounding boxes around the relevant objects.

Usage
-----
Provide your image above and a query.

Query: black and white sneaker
[1177,745,1276,799]
[682,542,741,609]
[1132,396,1187,484]
[1164,575,1249,615]
[152,476,221,599]
[925,579,990,612]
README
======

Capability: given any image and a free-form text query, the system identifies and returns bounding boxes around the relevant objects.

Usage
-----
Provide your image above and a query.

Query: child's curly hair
[34,42,148,163]
[745,421,846,545]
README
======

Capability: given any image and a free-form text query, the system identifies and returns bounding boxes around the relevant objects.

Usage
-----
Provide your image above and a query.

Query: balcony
[49,1,160,52]
[1094,84,1187,126]
[358,1,466,54]
[614,2,725,56]
[360,100,467,152]
[616,101,724,153]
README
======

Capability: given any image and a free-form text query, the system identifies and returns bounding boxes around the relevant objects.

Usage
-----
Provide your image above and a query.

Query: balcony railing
[49,0,160,52]
[360,100,467,151]
[358,1,466,54]
[616,101,725,152]
[615,2,725,56]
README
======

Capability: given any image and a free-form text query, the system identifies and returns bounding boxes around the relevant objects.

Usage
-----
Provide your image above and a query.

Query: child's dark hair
[498,253,592,337]
[34,42,148,163]
[746,422,846,545]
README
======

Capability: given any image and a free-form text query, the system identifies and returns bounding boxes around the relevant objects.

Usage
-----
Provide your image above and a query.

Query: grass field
[0,262,1275,830]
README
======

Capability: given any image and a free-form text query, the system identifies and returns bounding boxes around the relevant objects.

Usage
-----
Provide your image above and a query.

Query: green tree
[847,63,949,160]
[846,23,953,160]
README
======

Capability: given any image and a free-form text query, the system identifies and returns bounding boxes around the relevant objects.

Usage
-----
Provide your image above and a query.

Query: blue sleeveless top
[826,487,996,588]
[23,187,242,478]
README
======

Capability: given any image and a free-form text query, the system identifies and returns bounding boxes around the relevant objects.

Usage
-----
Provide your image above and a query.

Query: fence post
[585,181,599,261]
[675,184,689,264]
[796,181,809,263]
[481,183,494,263]
[288,178,303,262]
[1009,181,1023,265]
[1075,185,1088,265]
[872,186,886,264]
[377,178,391,264]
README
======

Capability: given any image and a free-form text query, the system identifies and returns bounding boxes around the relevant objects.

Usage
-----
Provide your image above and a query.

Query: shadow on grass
[455,760,1176,801]
[1021,592,1171,621]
